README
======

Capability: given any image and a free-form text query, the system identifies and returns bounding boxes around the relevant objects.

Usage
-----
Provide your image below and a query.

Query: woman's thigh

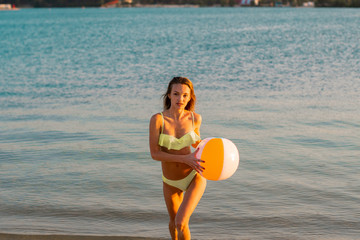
[176,174,207,224]
[163,182,184,220]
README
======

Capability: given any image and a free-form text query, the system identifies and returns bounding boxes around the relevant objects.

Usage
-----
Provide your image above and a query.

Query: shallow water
[0,7,359,239]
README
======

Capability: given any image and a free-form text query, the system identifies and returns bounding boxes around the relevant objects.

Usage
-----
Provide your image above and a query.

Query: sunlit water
[0,7,359,239]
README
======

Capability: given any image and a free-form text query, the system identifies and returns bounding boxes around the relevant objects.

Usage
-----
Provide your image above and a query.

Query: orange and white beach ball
[196,137,239,181]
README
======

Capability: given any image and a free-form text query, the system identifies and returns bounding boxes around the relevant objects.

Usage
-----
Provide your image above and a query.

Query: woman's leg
[175,174,207,240]
[163,182,184,240]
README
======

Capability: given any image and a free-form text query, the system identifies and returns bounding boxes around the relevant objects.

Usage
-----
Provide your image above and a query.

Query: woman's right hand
[185,148,205,173]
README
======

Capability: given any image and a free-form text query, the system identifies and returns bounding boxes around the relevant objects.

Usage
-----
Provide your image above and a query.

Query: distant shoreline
[130,4,200,8]
[9,3,360,8]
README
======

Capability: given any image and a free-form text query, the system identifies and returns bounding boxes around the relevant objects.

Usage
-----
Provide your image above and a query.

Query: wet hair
[162,77,196,112]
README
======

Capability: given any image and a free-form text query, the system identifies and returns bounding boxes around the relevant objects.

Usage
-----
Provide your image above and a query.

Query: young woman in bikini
[149,77,206,240]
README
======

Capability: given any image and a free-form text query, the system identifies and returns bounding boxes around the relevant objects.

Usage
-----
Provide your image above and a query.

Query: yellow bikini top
[158,112,201,150]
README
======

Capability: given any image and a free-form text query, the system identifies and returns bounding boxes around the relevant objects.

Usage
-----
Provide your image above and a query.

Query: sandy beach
[0,233,165,240]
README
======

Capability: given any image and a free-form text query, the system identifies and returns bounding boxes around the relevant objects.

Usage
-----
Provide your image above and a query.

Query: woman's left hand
[186,148,205,173]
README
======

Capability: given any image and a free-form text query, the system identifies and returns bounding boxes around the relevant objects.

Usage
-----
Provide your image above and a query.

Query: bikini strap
[160,112,164,134]
[191,112,195,130]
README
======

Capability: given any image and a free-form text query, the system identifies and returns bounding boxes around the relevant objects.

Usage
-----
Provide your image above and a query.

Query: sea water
[0,7,359,239]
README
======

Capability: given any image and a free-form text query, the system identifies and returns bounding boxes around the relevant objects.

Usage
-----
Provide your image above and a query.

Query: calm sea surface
[0,7,359,240]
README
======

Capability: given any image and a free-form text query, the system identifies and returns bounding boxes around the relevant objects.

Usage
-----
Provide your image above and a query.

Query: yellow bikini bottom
[162,170,197,191]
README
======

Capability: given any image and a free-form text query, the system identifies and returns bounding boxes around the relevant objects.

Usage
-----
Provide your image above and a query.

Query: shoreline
[131,4,200,8]
[0,233,166,240]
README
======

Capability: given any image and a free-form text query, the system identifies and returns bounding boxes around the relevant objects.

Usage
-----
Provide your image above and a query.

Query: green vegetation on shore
[1,0,359,8]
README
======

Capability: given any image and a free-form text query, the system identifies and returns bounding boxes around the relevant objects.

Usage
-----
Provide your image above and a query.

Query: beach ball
[195,137,239,181]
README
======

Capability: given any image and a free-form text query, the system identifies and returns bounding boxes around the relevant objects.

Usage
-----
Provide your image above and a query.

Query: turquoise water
[1,7,360,239]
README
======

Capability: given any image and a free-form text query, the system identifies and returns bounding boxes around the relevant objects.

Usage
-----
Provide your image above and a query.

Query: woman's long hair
[162,77,196,112]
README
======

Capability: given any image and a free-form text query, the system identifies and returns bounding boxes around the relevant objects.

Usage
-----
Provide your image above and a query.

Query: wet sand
[0,233,165,240]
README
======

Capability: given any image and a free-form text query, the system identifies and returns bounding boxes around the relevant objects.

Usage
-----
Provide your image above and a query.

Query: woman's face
[168,84,191,110]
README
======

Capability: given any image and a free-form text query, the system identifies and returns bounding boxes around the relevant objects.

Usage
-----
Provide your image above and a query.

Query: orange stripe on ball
[200,138,224,181]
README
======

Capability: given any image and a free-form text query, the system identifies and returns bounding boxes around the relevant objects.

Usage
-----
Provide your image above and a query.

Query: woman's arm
[149,113,204,172]
[191,112,202,148]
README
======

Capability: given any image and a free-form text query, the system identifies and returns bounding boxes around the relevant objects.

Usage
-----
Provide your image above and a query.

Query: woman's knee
[175,217,188,231]
[169,219,176,229]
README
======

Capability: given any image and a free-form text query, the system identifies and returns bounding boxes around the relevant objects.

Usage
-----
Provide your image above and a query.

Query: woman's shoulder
[192,111,201,118]
[151,112,162,118]
[191,111,202,125]
[150,112,163,125]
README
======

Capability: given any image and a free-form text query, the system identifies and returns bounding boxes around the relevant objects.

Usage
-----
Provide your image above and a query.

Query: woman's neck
[167,107,187,120]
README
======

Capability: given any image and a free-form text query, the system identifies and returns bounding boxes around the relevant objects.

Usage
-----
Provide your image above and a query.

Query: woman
[149,77,207,240]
